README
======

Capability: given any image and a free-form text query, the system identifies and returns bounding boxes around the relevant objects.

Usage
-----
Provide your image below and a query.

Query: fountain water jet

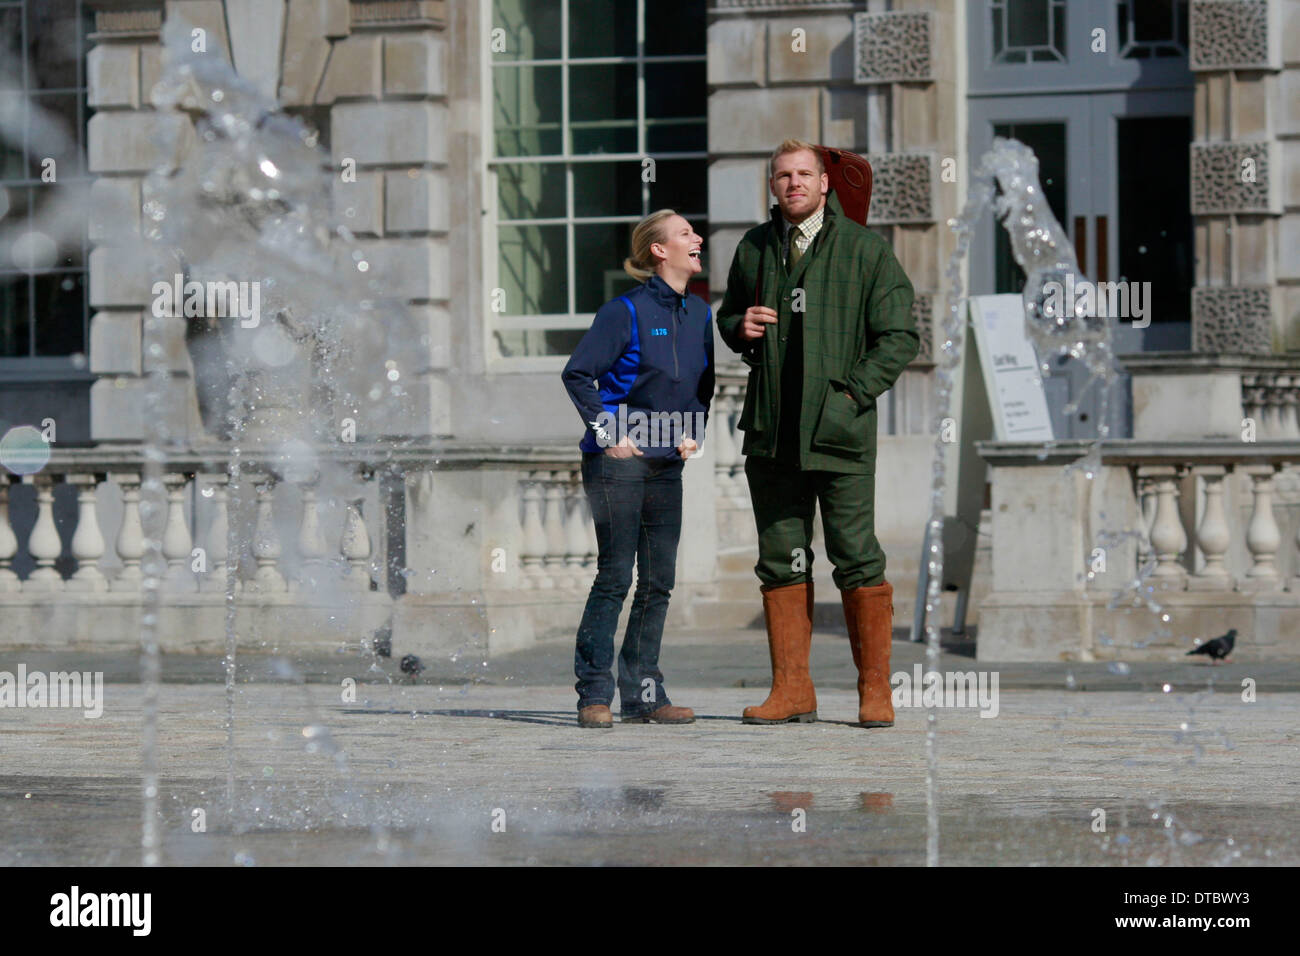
[930,137,1136,865]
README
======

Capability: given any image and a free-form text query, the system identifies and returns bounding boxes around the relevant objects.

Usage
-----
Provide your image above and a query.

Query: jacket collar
[644,273,688,308]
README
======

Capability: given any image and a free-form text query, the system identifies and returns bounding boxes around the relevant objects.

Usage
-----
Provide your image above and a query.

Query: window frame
[481,0,707,370]
[0,0,95,375]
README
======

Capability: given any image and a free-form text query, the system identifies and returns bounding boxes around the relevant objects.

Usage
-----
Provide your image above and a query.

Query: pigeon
[399,654,424,679]
[1187,629,1235,663]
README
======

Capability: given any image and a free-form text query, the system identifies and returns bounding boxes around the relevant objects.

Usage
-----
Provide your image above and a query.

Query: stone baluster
[543,471,567,588]
[111,473,145,591]
[198,475,232,593]
[517,476,543,587]
[66,473,107,592]
[1277,375,1300,440]
[713,388,737,498]
[1240,464,1281,590]
[162,473,197,591]
[1133,473,1157,570]
[1241,375,1264,437]
[728,384,749,501]
[1262,375,1284,439]
[24,474,63,591]
[563,468,588,589]
[340,497,372,590]
[1187,465,1230,590]
[1139,466,1187,584]
[0,476,20,592]
[520,475,547,588]
[1292,490,1300,593]
[296,479,328,591]
[251,478,287,592]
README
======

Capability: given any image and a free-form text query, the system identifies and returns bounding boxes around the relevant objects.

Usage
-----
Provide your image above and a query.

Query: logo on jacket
[651,327,668,336]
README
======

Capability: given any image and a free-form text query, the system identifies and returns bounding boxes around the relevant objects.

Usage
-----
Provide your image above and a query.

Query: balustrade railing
[0,447,382,598]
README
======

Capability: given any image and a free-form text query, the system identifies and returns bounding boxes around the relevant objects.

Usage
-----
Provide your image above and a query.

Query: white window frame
[480,0,706,372]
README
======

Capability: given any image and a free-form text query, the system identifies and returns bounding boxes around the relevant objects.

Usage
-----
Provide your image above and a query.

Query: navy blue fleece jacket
[561,274,714,460]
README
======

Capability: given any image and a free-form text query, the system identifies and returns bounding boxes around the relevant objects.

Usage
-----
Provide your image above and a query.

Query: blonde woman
[561,210,714,729]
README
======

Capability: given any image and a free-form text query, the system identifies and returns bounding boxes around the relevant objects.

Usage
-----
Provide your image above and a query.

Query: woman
[561,210,714,729]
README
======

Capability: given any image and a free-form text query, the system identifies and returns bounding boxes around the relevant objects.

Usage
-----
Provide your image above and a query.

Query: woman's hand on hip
[605,436,643,458]
[677,437,698,461]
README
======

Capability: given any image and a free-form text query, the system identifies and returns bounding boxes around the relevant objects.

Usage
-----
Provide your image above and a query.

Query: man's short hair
[769,138,824,179]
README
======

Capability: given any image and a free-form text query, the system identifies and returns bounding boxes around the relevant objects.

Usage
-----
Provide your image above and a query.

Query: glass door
[1089,91,1194,352]
[967,0,1194,438]
[968,95,1114,440]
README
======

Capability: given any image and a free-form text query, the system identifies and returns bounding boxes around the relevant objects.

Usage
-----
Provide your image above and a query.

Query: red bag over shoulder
[818,145,873,227]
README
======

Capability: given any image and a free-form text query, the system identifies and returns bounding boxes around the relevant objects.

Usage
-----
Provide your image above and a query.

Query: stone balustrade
[1125,353,1300,442]
[977,440,1300,661]
[517,465,597,592]
[0,452,380,596]
[1240,373,1300,441]
[0,441,608,656]
[0,445,392,652]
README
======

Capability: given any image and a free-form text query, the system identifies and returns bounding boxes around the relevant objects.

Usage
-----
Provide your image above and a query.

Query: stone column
[1188,0,1288,353]
[87,5,203,443]
[310,0,451,440]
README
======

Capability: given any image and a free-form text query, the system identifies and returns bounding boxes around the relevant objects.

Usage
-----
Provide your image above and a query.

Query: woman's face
[652,215,703,277]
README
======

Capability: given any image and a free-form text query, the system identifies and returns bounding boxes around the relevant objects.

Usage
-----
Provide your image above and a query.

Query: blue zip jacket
[562,274,714,460]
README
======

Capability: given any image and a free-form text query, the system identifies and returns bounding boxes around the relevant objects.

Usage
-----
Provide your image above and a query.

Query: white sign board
[969,294,1054,442]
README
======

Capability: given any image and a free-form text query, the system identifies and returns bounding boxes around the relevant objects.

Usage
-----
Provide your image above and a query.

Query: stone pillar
[87,5,203,443]
[1188,0,1291,353]
[314,0,452,439]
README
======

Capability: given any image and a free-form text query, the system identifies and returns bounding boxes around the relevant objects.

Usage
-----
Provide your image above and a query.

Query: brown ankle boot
[623,704,695,724]
[578,704,613,729]
[742,582,817,724]
[842,581,895,727]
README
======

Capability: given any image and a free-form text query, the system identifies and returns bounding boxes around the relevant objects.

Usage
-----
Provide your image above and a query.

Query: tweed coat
[716,190,919,474]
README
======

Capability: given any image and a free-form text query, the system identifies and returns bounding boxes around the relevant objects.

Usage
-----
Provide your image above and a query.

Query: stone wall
[1188,0,1299,353]
[84,0,453,443]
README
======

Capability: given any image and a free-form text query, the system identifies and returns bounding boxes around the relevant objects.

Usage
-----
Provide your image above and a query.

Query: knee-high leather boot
[842,581,895,728]
[742,581,817,724]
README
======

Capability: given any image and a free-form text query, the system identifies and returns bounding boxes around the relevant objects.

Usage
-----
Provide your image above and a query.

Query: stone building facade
[2,0,1300,661]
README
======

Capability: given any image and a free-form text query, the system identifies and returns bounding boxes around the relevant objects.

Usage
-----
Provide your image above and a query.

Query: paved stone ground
[1,631,1297,866]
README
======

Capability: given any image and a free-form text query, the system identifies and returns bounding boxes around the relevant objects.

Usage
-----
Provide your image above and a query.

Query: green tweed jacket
[716,190,919,474]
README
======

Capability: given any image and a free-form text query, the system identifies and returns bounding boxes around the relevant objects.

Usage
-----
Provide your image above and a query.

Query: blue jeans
[574,452,683,716]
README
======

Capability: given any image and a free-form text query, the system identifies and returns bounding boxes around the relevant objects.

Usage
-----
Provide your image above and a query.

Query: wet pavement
[1,631,1297,866]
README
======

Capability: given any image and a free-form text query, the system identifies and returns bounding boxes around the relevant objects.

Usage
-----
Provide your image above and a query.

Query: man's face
[770,149,828,223]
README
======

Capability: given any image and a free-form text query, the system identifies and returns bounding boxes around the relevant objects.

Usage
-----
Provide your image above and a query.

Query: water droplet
[10,231,57,271]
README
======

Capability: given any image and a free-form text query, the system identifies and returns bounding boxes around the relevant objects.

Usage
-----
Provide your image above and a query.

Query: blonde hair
[623,209,679,281]
[769,138,824,179]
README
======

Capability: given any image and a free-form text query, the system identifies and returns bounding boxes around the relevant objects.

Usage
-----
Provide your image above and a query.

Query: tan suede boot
[742,581,817,724]
[842,581,895,727]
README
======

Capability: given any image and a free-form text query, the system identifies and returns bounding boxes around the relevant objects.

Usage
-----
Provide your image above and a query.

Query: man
[716,138,918,728]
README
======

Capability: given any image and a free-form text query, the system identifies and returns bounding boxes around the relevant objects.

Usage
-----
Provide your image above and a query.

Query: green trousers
[744,454,885,591]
